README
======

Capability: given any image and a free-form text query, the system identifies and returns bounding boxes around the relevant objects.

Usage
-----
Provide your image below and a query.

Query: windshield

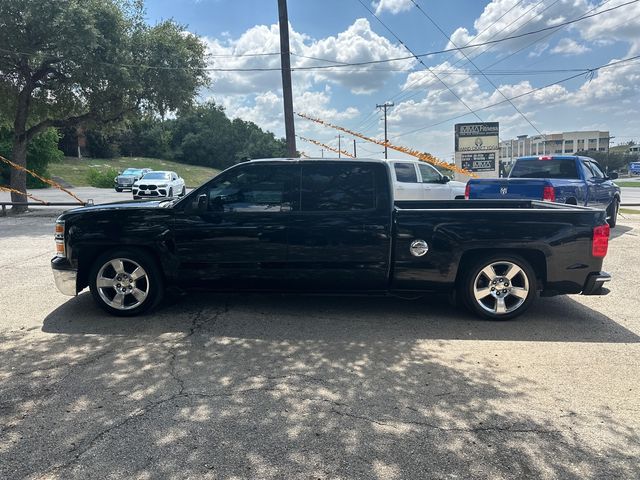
[510,159,579,179]
[122,168,143,175]
[142,172,170,180]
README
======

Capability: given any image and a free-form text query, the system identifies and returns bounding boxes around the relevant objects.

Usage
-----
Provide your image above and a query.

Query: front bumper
[582,271,611,295]
[51,257,78,296]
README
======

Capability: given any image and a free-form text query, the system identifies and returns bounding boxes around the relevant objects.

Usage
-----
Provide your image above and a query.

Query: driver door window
[207,165,298,212]
[418,164,442,183]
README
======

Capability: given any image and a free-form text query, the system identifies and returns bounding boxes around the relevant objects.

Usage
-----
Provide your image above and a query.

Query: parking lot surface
[1,211,639,479]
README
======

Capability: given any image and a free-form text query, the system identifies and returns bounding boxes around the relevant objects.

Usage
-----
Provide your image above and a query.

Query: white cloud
[373,0,413,15]
[203,19,412,96]
[551,38,591,55]
[578,0,640,54]
[301,18,414,94]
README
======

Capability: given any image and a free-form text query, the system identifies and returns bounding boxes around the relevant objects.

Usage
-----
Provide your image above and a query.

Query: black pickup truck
[51,159,611,320]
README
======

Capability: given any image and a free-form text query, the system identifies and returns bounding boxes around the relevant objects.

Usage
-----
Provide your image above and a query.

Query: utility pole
[278,0,296,157]
[376,101,394,159]
[321,149,324,158]
[353,139,357,158]
[337,134,342,158]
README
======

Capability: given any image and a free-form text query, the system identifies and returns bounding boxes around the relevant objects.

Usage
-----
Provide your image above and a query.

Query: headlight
[114,177,118,182]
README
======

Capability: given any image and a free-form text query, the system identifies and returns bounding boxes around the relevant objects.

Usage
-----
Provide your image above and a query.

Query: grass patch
[49,156,220,188]
[620,208,640,215]
[614,181,640,188]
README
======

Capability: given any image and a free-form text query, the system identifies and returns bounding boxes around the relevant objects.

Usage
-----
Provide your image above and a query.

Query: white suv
[388,159,466,200]
[133,171,186,199]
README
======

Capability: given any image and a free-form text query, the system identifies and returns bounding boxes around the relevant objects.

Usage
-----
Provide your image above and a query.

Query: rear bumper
[582,271,611,295]
[51,257,78,296]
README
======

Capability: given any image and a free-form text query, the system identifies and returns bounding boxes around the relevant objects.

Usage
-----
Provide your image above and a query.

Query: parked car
[114,168,152,192]
[465,155,621,227]
[389,159,466,200]
[51,159,611,320]
[629,161,640,176]
[132,171,186,199]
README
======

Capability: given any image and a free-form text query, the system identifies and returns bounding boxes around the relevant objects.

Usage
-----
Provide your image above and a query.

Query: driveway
[0,212,639,479]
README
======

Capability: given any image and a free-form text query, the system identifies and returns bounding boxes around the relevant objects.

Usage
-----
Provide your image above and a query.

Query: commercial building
[500,131,611,166]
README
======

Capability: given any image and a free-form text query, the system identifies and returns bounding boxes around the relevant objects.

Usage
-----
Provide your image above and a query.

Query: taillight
[539,156,553,160]
[542,185,555,202]
[592,224,610,258]
[464,183,470,200]
[55,220,65,257]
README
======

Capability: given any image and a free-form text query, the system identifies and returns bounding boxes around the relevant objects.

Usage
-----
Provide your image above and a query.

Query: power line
[0,1,635,73]
[355,0,485,123]
[391,0,614,109]
[391,0,542,105]
[409,0,544,137]
[391,54,640,139]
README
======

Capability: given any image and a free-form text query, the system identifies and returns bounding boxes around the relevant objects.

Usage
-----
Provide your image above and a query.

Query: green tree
[1,127,63,188]
[171,103,287,169]
[0,0,207,211]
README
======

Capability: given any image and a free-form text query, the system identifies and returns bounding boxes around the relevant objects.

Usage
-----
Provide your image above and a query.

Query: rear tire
[607,198,619,228]
[89,248,164,317]
[459,254,537,320]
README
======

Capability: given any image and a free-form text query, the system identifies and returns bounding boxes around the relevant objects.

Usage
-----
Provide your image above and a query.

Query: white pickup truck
[387,159,466,200]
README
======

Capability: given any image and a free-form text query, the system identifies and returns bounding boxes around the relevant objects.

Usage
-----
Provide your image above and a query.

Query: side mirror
[609,172,619,180]
[441,175,451,183]
[197,194,208,212]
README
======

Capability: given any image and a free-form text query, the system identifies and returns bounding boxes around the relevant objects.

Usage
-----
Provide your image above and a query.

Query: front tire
[181,186,186,196]
[607,198,619,228]
[89,248,163,316]
[459,254,537,320]
[115,187,123,192]
[168,188,173,198]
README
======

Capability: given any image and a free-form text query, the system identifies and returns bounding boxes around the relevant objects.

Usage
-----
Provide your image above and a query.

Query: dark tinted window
[207,164,297,212]
[510,159,579,179]
[301,164,376,211]
[394,163,418,182]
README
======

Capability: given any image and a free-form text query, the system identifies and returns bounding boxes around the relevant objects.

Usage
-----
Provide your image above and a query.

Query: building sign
[461,152,496,172]
[455,122,499,151]
[454,122,500,179]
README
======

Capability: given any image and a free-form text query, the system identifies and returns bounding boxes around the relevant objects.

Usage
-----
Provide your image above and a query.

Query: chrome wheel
[472,261,529,315]
[95,258,150,311]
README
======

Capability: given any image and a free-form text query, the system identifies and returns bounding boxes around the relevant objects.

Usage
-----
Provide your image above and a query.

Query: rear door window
[394,163,418,183]
[301,164,376,211]
[510,159,579,179]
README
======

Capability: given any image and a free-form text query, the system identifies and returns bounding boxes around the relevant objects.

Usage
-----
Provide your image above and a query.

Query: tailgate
[468,178,548,200]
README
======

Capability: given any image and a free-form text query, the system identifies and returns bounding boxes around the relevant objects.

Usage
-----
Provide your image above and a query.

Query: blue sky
[145,0,640,160]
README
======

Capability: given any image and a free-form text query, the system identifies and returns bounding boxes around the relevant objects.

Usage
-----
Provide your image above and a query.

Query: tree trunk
[10,83,31,214]
[9,137,28,212]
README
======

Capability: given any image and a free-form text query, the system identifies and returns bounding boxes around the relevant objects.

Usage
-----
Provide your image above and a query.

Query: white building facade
[500,131,611,166]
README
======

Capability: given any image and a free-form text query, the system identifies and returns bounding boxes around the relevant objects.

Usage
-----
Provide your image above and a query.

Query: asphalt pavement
[0,211,639,479]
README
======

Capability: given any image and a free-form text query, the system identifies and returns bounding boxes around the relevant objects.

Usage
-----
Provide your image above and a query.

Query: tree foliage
[1,127,63,188]
[0,0,208,206]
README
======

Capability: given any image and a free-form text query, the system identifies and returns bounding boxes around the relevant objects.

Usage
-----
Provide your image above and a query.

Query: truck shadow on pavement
[42,291,640,344]
[0,293,638,479]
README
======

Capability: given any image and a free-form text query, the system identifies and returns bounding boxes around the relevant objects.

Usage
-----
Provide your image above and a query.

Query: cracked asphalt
[1,211,639,479]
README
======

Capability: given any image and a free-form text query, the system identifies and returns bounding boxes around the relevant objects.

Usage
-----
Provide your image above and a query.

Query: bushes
[0,127,63,188]
[87,167,119,188]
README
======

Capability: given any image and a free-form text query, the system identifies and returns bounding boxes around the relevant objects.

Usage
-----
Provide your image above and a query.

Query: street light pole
[277,0,297,157]
[376,101,394,159]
